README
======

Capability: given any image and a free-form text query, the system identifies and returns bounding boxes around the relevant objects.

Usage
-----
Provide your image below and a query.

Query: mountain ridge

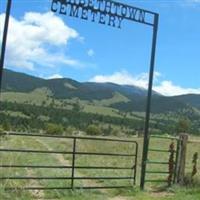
[2,69,155,100]
[2,68,200,114]
[1,68,200,135]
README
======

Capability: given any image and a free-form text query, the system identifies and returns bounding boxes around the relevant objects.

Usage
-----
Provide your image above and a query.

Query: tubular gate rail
[145,135,179,185]
[0,132,138,190]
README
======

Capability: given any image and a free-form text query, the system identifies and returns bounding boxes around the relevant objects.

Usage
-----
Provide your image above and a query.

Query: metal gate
[0,132,138,190]
[144,135,179,186]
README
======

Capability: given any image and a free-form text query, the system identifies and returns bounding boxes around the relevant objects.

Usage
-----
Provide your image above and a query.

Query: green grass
[92,92,130,106]
[1,88,73,110]
[0,134,199,200]
[0,110,30,119]
[2,88,51,105]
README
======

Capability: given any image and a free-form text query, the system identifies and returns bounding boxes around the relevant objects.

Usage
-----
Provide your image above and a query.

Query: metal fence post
[0,0,12,96]
[140,13,159,190]
[71,138,76,190]
[133,142,138,185]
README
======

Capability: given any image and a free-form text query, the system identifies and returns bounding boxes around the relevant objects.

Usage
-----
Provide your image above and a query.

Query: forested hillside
[1,69,199,135]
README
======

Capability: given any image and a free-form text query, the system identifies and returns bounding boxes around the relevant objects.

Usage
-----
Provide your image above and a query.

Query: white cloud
[90,70,160,89]
[47,74,63,79]
[154,81,200,96]
[87,49,95,57]
[0,12,81,70]
[90,71,200,96]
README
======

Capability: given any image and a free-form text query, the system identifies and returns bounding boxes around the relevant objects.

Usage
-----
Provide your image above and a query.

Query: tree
[73,100,82,112]
[45,123,64,135]
[176,118,191,134]
[2,120,11,131]
[86,125,101,136]
[102,124,113,136]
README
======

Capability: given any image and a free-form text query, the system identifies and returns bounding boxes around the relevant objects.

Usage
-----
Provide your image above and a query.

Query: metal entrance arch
[0,0,159,189]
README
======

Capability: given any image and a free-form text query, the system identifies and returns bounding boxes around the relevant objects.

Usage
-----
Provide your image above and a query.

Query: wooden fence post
[177,133,188,184]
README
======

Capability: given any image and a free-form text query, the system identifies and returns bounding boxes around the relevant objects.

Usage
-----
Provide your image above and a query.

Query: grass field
[0,134,199,200]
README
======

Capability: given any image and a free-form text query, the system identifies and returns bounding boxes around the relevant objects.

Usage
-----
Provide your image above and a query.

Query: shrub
[45,123,64,135]
[183,173,200,187]
[86,125,101,136]
[64,127,77,136]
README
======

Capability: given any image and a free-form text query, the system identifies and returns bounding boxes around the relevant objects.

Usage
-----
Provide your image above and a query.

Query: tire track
[35,138,108,194]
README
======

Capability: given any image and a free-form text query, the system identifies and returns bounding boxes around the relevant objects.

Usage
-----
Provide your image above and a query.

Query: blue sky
[0,0,200,96]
